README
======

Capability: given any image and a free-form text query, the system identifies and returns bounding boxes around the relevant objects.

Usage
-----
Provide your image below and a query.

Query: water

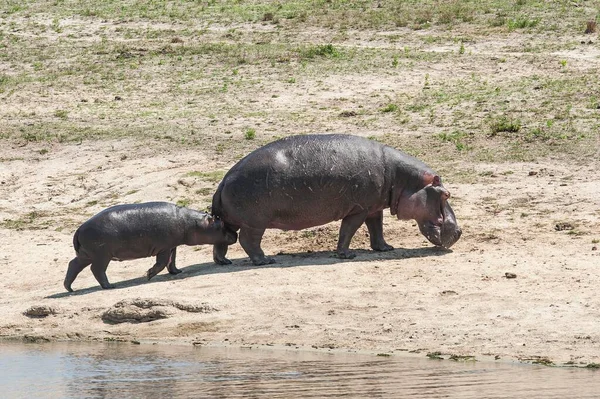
[1,341,598,398]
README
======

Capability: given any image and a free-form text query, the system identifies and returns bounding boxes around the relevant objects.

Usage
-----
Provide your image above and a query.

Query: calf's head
[187,215,238,246]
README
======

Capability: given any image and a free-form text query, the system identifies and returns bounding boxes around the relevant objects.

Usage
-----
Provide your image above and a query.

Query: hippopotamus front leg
[239,227,274,265]
[213,243,231,265]
[365,210,394,252]
[166,247,180,275]
[64,257,92,292]
[337,211,370,259]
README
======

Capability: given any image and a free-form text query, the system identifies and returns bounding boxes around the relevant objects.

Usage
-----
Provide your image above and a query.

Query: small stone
[592,246,597,251]
[441,290,458,295]
[528,171,538,176]
[505,272,517,279]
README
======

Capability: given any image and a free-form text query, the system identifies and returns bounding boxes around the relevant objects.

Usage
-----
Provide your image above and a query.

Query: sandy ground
[1,138,599,366]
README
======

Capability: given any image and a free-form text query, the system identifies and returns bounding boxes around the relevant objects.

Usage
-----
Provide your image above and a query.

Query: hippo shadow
[46,246,449,298]
[182,245,450,275]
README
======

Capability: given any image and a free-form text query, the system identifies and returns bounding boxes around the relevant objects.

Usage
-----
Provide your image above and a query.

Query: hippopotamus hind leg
[90,255,115,289]
[64,257,92,292]
[365,210,394,252]
[239,227,274,265]
[337,211,369,259]
[166,247,181,275]
[147,249,174,280]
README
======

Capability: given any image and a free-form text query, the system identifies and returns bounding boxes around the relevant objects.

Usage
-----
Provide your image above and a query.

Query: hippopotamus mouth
[418,202,462,249]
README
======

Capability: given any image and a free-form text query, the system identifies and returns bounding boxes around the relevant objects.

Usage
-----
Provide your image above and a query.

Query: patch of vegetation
[176,198,191,207]
[507,16,540,31]
[244,128,256,140]
[186,170,226,183]
[436,131,471,151]
[426,351,444,360]
[54,110,69,119]
[1,211,51,231]
[586,363,600,369]
[449,354,476,362]
[380,103,398,113]
[300,44,341,60]
[490,117,521,135]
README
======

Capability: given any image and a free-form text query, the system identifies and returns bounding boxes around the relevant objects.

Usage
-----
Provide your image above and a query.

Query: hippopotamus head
[186,215,238,246]
[394,174,462,249]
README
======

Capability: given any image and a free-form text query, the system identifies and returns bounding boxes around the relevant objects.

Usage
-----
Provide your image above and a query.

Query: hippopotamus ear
[432,175,442,186]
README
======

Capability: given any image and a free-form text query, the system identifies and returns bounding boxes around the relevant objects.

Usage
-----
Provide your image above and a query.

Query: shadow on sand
[46,246,450,298]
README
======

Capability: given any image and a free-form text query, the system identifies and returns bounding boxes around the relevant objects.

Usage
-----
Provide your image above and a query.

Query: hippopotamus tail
[72,228,82,254]
[211,181,225,218]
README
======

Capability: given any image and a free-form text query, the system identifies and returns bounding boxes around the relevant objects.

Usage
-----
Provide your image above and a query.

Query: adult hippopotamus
[212,134,461,266]
[64,202,237,292]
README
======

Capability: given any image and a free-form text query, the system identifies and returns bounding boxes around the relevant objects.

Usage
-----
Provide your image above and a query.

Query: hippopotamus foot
[365,210,394,252]
[250,255,276,265]
[213,243,232,265]
[337,250,357,259]
[64,257,92,292]
[239,227,275,266]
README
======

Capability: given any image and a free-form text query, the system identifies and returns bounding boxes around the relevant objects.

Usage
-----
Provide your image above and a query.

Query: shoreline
[2,336,598,370]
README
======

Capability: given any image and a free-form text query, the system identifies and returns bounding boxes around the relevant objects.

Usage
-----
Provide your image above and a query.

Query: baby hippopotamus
[64,202,237,292]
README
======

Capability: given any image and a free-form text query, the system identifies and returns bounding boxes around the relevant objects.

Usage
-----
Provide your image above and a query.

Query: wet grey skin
[64,202,237,292]
[211,134,462,266]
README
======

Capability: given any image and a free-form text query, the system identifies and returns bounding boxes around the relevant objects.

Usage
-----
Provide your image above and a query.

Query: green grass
[176,198,191,207]
[380,103,399,113]
[490,117,521,135]
[0,0,597,166]
[436,131,471,151]
[245,128,256,140]
[186,170,226,183]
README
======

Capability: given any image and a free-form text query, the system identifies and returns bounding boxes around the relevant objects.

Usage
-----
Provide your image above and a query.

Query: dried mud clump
[585,21,597,34]
[23,305,58,318]
[101,298,218,324]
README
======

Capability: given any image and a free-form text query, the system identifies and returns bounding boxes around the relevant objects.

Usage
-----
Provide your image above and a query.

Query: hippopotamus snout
[418,200,461,249]
[440,221,462,248]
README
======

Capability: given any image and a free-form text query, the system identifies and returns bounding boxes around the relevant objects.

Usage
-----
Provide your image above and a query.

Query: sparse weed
[245,128,256,140]
[490,117,521,135]
[54,110,69,119]
[176,198,191,207]
[507,16,540,31]
[436,131,471,151]
[380,104,398,113]
[186,170,226,183]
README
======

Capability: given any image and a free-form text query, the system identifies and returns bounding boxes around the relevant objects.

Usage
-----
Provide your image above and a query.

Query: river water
[1,341,598,398]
